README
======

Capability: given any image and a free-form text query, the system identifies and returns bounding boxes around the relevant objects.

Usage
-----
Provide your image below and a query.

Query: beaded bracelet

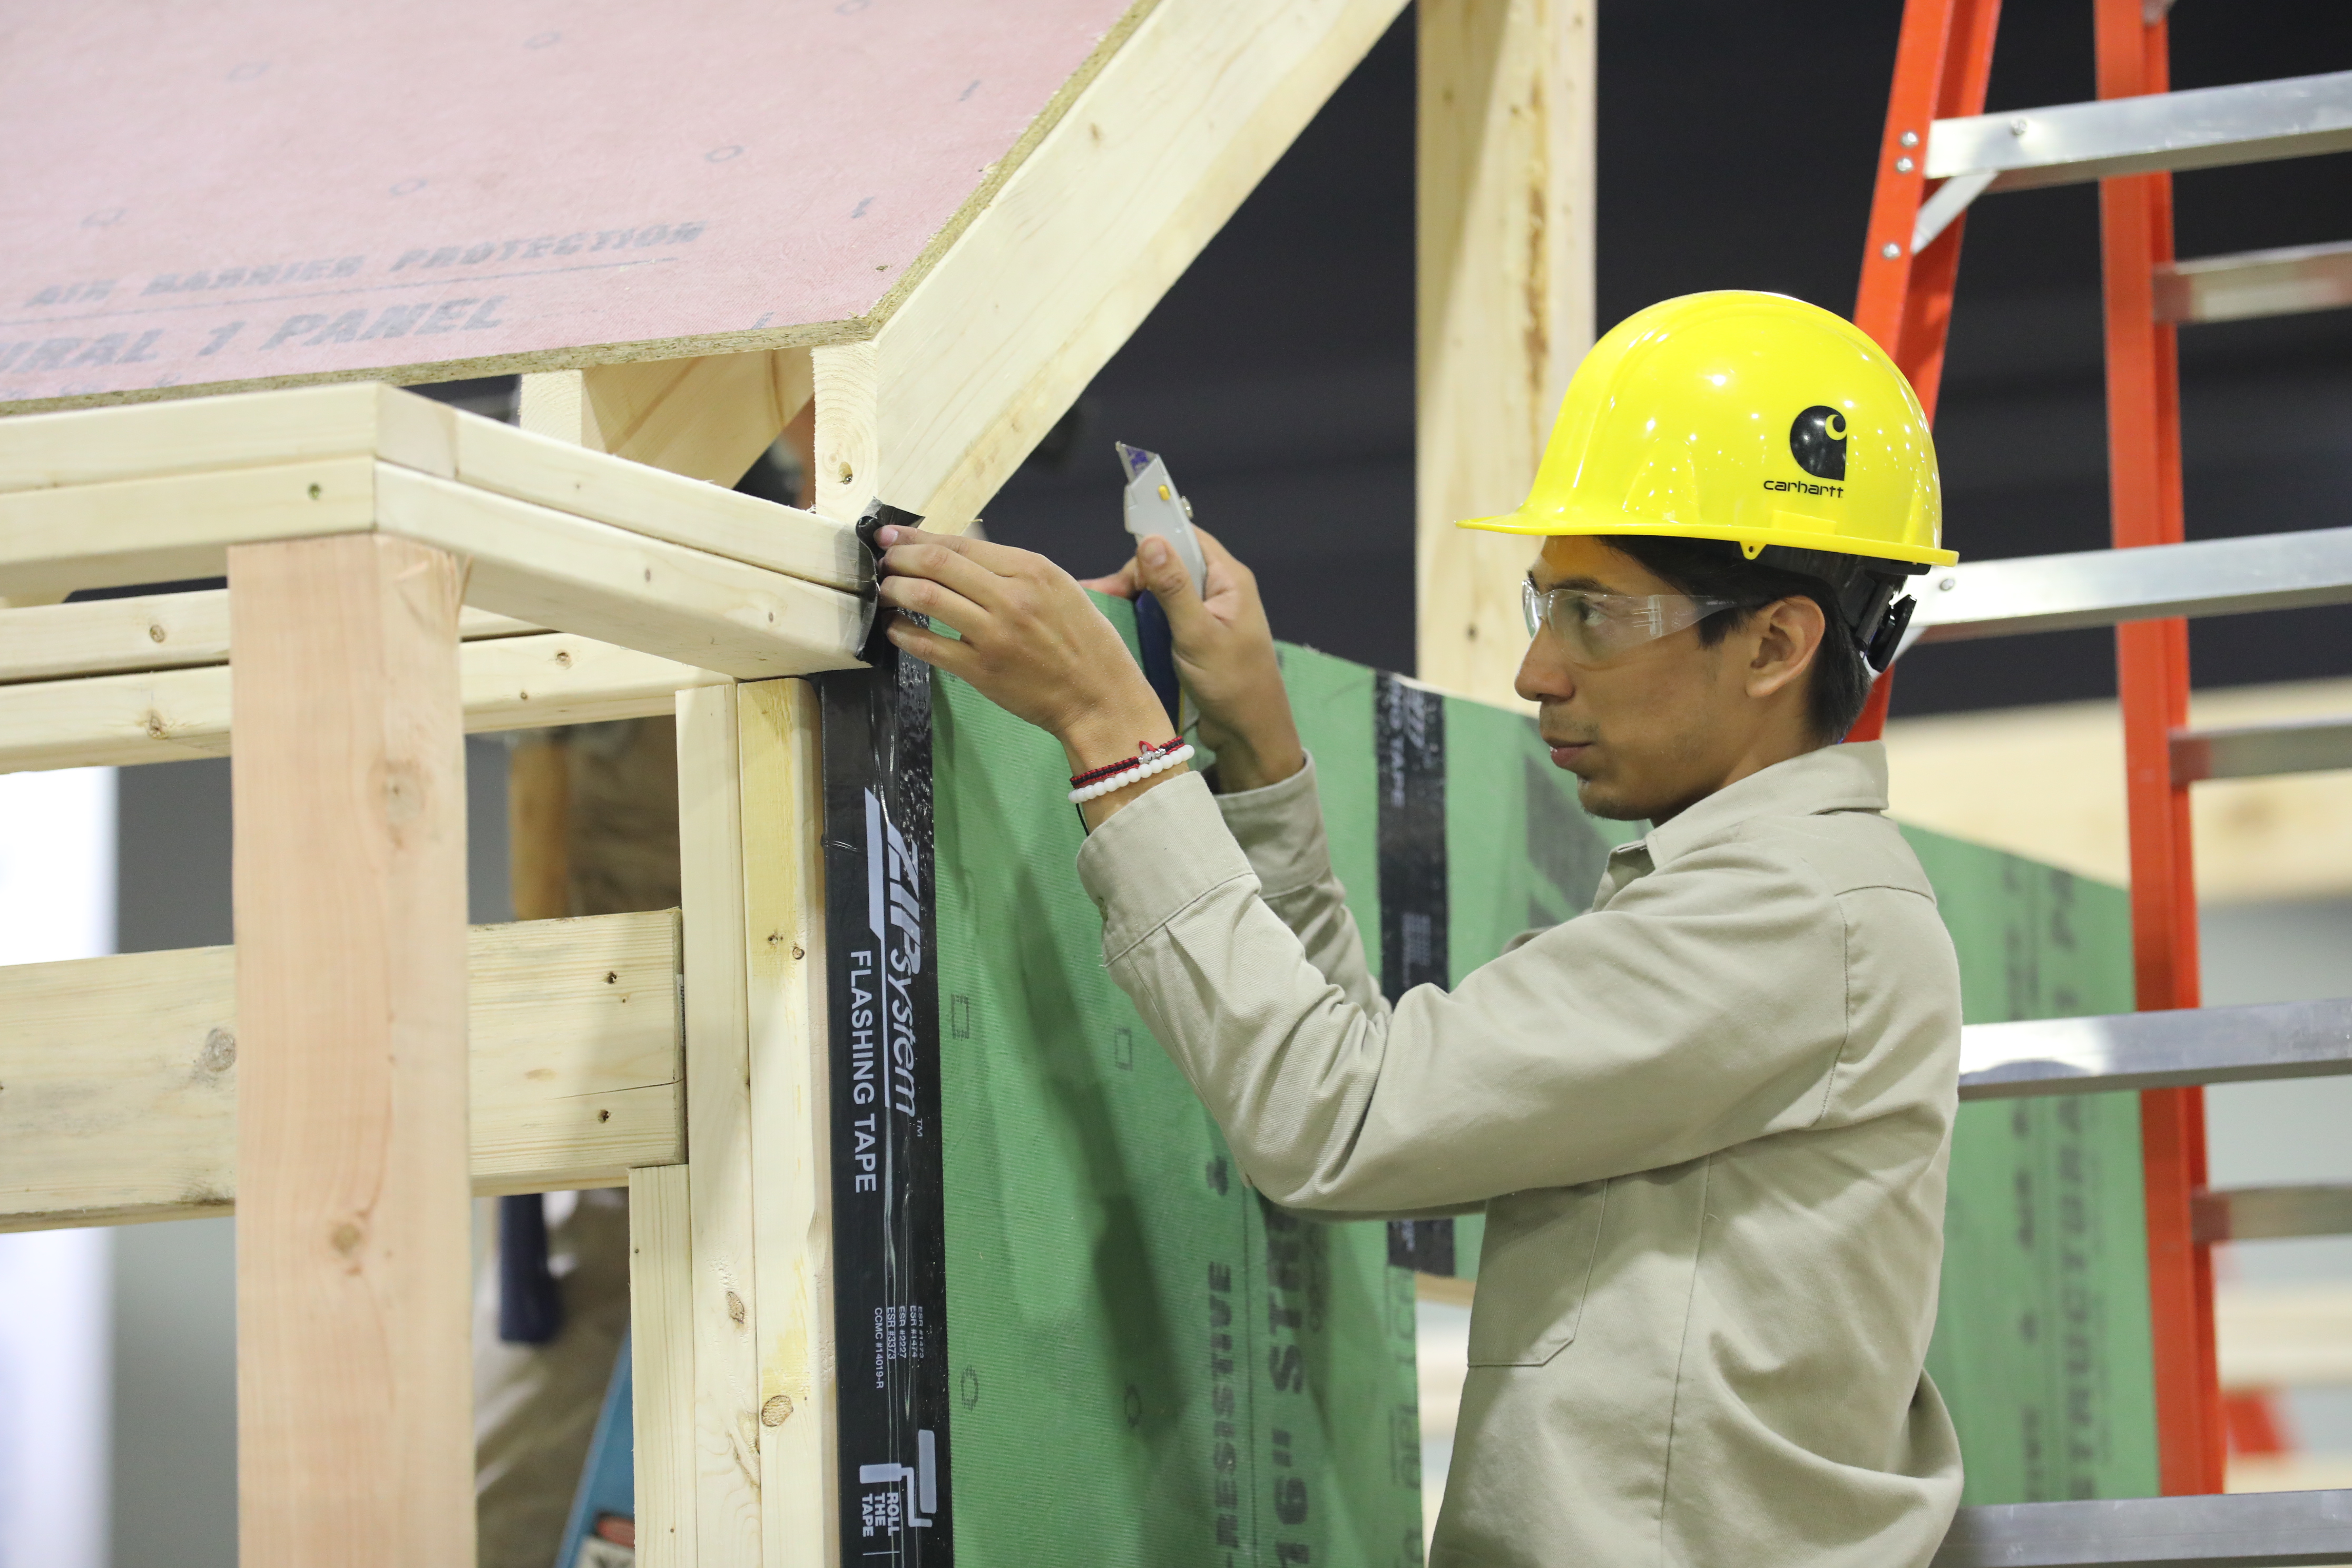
[1069,739,1183,788]
[1067,742,1194,803]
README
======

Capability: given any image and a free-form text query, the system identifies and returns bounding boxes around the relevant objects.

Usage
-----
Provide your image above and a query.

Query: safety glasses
[1521,578,1742,667]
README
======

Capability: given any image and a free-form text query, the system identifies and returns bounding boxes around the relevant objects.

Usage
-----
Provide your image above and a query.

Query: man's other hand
[1082,528,1304,793]
[873,525,1181,827]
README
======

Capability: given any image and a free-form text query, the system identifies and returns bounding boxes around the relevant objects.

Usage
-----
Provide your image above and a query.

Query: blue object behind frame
[556,1331,635,1567]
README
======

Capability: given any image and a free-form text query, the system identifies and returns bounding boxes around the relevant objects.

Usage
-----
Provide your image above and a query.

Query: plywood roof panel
[0,0,1143,410]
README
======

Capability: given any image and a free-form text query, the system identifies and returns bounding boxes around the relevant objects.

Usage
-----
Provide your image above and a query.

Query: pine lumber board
[1415,0,1596,708]
[630,1163,702,1568]
[850,0,1410,529]
[0,590,536,685]
[374,464,867,679]
[518,350,816,491]
[737,679,836,1565]
[227,532,474,1566]
[0,383,866,596]
[0,454,380,602]
[674,684,767,1565]
[0,911,686,1233]
[0,630,725,772]
[0,381,445,494]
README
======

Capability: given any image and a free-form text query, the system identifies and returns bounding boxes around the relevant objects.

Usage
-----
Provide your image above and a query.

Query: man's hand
[1083,527,1304,793]
[873,525,1181,826]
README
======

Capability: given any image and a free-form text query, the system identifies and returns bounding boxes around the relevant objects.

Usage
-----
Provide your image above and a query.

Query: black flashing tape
[1375,673,1455,1277]
[821,499,954,1564]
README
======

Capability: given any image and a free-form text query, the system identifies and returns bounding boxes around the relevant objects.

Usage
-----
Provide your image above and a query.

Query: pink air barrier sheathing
[0,0,1138,409]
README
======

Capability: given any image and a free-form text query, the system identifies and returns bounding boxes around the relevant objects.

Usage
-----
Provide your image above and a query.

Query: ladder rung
[1907,526,2352,645]
[1926,69,2352,193]
[1957,998,2352,1100]
[2171,716,2352,783]
[2157,240,2352,325]
[1935,1488,2352,1568]
[2193,1183,2352,1244]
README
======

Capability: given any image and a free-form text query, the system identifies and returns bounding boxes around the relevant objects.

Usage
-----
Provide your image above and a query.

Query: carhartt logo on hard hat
[1789,406,1848,481]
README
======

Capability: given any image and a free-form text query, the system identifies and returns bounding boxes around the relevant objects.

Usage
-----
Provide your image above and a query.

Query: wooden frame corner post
[228,532,474,1567]
[1416,0,1597,707]
[664,681,765,1568]
[739,678,837,1565]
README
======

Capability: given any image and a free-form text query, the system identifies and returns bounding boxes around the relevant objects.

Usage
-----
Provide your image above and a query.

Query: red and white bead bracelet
[1067,739,1194,803]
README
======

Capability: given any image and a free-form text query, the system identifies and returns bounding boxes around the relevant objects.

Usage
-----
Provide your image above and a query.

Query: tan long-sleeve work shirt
[1074,740,1965,1566]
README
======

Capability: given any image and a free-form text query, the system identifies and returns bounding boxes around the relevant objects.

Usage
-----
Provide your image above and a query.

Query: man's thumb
[1140,535,1197,602]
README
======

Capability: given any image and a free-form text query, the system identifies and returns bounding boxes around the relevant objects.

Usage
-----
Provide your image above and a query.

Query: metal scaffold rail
[1957,998,2352,1099]
[1935,1487,2352,1568]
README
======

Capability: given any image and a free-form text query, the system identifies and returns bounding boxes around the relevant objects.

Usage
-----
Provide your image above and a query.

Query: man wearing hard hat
[871,291,1966,1566]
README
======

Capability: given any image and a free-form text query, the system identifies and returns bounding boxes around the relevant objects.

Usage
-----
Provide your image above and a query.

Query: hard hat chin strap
[1752,545,1929,675]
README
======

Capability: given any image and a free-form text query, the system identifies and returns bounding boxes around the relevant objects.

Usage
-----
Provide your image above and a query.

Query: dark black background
[975,1,2352,717]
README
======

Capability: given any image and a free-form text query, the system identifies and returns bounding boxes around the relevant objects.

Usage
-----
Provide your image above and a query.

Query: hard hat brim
[1455,506,1959,569]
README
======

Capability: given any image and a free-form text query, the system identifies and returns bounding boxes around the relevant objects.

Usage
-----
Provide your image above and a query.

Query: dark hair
[1598,535,1873,743]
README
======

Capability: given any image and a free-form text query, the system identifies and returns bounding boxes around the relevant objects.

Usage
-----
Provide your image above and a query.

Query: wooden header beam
[0,383,868,678]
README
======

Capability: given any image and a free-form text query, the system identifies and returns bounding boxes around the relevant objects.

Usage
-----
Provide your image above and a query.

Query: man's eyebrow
[1527,570,1618,594]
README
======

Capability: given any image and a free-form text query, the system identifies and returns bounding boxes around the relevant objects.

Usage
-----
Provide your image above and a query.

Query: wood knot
[760,1395,793,1427]
[197,1027,236,1074]
[598,1109,612,1122]
[605,972,618,984]
[142,709,170,739]
[329,1220,365,1257]
[380,761,425,825]
[726,1290,747,1326]
[146,622,167,643]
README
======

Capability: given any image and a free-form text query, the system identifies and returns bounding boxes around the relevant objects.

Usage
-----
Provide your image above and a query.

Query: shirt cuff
[1076,771,1256,959]
[1212,753,1334,899]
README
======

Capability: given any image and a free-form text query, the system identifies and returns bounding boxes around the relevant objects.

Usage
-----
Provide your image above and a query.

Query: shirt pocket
[1465,1180,1610,1367]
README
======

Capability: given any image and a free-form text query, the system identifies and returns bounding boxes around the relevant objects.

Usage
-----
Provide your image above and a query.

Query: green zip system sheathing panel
[929,605,2155,1565]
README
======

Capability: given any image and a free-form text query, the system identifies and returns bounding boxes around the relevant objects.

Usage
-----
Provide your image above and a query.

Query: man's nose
[1514,632,1576,706]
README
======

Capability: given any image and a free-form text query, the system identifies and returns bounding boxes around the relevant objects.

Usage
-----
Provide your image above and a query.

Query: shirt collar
[1624,741,1891,871]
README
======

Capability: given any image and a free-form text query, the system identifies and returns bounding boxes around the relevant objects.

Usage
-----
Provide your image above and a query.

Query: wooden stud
[630,1163,702,1568]
[673,682,766,1567]
[737,679,836,1565]
[811,340,880,524]
[509,736,572,920]
[1414,0,1596,706]
[518,350,815,490]
[0,911,687,1232]
[227,532,474,1568]
[0,590,533,687]
[0,630,726,774]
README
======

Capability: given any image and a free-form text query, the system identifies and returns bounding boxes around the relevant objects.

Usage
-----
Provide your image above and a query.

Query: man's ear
[1746,595,1826,701]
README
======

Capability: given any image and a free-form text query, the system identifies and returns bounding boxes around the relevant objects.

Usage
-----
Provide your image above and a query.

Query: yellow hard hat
[1460,290,1955,569]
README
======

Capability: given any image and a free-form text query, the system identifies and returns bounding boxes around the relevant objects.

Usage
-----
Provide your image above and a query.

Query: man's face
[1512,535,1791,823]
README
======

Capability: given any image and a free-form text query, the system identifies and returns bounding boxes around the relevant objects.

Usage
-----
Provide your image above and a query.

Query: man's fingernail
[1142,538,1168,564]
[877,526,898,546]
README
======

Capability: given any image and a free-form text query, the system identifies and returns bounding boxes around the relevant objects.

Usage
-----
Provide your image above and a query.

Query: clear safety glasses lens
[1522,580,1742,665]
